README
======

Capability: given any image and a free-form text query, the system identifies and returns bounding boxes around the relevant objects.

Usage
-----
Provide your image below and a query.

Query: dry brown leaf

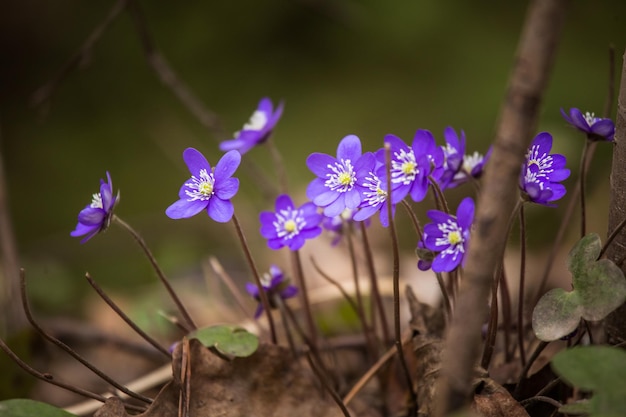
[472,378,530,417]
[95,338,356,417]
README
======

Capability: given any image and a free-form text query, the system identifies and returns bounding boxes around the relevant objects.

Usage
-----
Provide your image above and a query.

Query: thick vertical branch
[435,0,568,414]
[605,50,626,345]
[0,123,26,335]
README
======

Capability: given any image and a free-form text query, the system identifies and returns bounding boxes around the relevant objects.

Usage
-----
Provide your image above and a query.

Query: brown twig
[310,255,360,316]
[85,273,172,358]
[0,337,146,412]
[30,0,129,110]
[305,350,352,417]
[384,143,417,414]
[0,121,25,335]
[205,256,255,319]
[20,270,153,404]
[125,0,224,138]
[113,215,196,331]
[435,0,568,413]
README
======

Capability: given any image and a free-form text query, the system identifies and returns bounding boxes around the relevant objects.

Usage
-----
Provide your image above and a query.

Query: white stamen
[324,159,356,193]
[90,193,103,209]
[361,172,387,207]
[273,207,305,239]
[391,148,418,185]
[185,169,215,201]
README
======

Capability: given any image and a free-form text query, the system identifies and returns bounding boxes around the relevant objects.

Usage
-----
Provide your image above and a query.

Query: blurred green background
[0,0,624,320]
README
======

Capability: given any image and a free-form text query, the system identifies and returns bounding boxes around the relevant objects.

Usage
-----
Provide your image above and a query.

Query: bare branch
[30,0,128,111]
[435,0,569,414]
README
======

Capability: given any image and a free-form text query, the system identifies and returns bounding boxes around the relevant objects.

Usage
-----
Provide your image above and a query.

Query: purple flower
[421,197,474,272]
[376,131,439,202]
[306,135,376,217]
[561,108,615,142]
[322,208,369,246]
[352,169,398,227]
[438,127,466,189]
[447,147,492,189]
[71,172,118,243]
[245,265,298,318]
[519,132,570,206]
[219,97,284,154]
[260,194,323,250]
[166,148,240,222]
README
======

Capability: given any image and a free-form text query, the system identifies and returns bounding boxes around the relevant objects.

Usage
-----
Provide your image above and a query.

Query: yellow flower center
[199,181,214,196]
[338,172,352,185]
[284,219,297,233]
[448,231,462,245]
[402,161,416,175]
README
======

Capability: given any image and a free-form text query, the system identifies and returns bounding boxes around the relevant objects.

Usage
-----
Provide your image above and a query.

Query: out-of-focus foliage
[0,1,624,313]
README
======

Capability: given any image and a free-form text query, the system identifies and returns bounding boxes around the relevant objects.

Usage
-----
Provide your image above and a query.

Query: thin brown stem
[113,215,196,330]
[206,257,254,319]
[267,135,289,194]
[359,222,391,344]
[345,223,377,359]
[517,204,528,367]
[230,213,277,344]
[599,214,626,260]
[310,256,360,316]
[435,272,453,321]
[579,139,592,238]
[305,351,352,417]
[291,250,318,350]
[0,337,145,412]
[384,143,417,413]
[85,273,171,358]
[514,340,549,398]
[400,199,423,241]
[20,270,153,404]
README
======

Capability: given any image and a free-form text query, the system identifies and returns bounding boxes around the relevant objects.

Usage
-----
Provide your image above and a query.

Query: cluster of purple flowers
[71,99,615,284]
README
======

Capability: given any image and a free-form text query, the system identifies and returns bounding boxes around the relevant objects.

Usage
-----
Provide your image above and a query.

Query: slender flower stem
[384,143,417,412]
[435,272,453,321]
[19,270,153,404]
[429,177,450,214]
[517,203,528,367]
[346,223,377,359]
[599,214,626,260]
[230,213,277,344]
[514,340,549,397]
[310,256,360,316]
[274,295,298,359]
[400,199,423,241]
[481,199,522,368]
[360,222,391,344]
[579,139,592,238]
[533,141,597,304]
[305,351,352,417]
[267,135,289,195]
[112,215,196,330]
[291,249,318,350]
[206,257,254,318]
[481,275,499,370]
[85,273,171,358]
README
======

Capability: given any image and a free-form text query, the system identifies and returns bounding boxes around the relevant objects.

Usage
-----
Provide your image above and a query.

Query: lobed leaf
[552,346,626,417]
[0,399,78,417]
[190,325,259,357]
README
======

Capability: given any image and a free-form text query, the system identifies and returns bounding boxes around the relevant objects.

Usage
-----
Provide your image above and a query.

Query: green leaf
[552,346,626,417]
[0,399,78,417]
[190,325,259,357]
[532,233,626,341]
[532,288,582,341]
